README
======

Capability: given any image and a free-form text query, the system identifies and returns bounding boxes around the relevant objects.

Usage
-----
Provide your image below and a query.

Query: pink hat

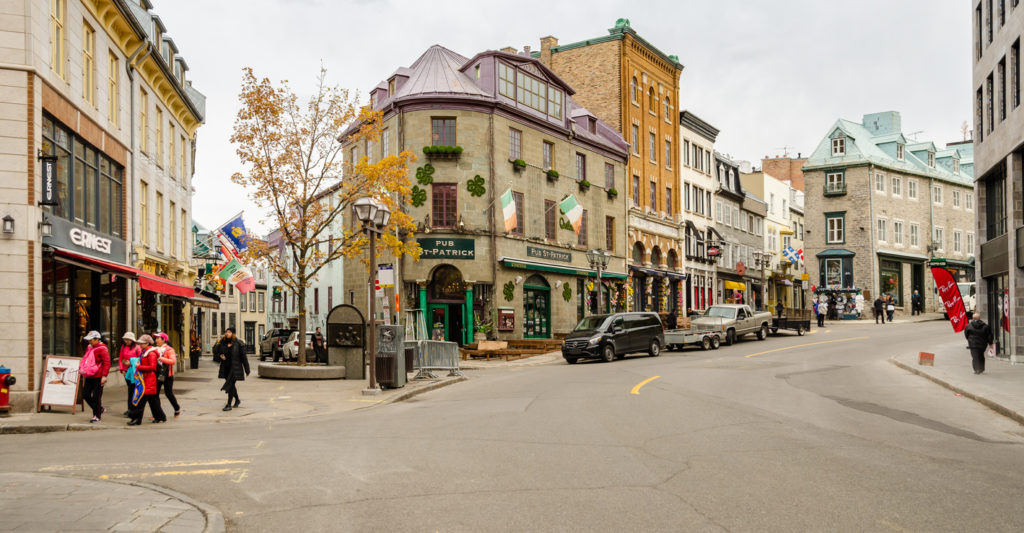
[154,332,169,342]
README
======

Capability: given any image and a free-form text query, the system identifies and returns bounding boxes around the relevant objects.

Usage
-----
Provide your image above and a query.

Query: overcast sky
[157,0,970,234]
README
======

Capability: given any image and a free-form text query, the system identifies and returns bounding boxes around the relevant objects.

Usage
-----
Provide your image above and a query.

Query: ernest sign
[931,266,968,333]
[69,227,112,254]
[417,238,474,259]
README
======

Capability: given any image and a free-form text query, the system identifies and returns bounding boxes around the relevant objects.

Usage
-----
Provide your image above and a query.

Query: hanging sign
[39,155,59,206]
[930,266,968,333]
[378,264,395,288]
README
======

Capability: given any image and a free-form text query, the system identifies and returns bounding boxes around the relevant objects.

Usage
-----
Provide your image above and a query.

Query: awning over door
[723,281,747,291]
[51,246,195,299]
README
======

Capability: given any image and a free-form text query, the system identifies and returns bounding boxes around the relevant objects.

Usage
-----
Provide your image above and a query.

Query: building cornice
[680,110,719,142]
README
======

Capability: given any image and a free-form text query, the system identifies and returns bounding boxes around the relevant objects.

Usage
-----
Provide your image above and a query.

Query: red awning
[52,247,195,298]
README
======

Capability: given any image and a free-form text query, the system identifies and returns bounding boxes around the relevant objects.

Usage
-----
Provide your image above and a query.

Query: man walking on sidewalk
[964,313,994,375]
[873,296,885,324]
[911,290,922,316]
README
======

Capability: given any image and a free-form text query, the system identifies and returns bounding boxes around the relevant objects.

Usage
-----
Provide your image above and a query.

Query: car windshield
[957,283,975,297]
[574,316,610,331]
[704,307,736,319]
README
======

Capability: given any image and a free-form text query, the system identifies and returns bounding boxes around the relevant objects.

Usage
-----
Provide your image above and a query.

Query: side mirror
[611,324,622,334]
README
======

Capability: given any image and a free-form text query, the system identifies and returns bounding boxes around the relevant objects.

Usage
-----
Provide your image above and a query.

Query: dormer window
[928,152,935,168]
[831,137,845,156]
[897,143,905,160]
[388,78,395,95]
[954,159,960,173]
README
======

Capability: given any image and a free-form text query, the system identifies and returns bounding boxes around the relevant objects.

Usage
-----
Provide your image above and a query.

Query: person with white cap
[117,332,141,416]
[80,331,110,423]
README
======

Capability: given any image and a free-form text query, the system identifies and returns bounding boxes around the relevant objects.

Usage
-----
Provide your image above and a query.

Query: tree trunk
[297,270,308,365]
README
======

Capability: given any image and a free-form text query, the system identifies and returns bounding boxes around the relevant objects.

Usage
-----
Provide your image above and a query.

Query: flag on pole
[217,243,256,293]
[782,245,799,265]
[500,189,517,232]
[559,194,583,235]
[797,249,804,262]
[217,214,250,252]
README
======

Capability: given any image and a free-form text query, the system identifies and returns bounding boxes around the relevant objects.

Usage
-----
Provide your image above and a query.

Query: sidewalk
[0,356,466,434]
[0,472,223,532]
[891,339,1024,425]
[815,312,945,326]
[460,350,564,370]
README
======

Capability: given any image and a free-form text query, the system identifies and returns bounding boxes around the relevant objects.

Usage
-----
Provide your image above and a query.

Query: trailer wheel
[701,336,711,350]
[711,336,721,349]
[796,325,804,336]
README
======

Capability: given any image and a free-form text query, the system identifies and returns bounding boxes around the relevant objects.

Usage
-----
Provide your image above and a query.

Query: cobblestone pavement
[0,472,222,532]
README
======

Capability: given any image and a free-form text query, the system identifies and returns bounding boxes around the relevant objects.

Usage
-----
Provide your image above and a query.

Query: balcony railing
[823,182,847,196]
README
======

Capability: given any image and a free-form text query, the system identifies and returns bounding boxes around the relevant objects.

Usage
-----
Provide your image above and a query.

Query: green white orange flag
[501,188,517,232]
[559,194,583,235]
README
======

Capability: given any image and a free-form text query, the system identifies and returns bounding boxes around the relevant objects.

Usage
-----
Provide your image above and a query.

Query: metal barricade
[412,340,464,380]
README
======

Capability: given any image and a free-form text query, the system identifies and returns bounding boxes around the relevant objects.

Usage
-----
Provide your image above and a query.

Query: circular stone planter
[257,362,346,380]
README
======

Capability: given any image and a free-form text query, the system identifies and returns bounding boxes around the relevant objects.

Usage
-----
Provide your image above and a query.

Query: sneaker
[174,410,181,418]
[223,405,232,411]
[90,416,100,423]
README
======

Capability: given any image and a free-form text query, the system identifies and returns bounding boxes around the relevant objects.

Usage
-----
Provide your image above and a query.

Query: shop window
[523,275,550,339]
[879,259,903,305]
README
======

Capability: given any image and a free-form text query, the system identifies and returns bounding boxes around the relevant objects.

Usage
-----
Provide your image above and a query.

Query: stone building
[538,19,685,314]
[714,152,766,308]
[679,111,719,311]
[0,0,203,411]
[803,112,975,318]
[341,45,629,343]
[972,0,1022,360]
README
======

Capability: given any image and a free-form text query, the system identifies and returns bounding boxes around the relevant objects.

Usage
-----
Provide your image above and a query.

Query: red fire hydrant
[0,365,15,413]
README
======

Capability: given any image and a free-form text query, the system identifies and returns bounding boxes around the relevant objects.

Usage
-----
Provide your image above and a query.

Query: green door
[523,275,551,339]
[427,304,448,341]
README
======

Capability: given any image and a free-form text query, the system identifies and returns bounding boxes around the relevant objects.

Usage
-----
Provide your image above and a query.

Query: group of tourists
[77,326,250,425]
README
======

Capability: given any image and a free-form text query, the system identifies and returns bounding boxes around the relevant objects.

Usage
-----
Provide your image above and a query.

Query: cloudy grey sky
[156,0,970,233]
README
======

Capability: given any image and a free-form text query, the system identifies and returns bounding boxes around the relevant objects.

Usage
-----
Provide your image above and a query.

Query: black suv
[561,312,665,364]
[259,328,294,362]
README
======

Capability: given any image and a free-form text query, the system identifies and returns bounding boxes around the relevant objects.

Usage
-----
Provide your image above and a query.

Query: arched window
[429,265,464,301]
[630,77,638,103]
[648,87,656,110]
[632,242,645,264]
[664,96,670,121]
[667,249,678,270]
[650,246,662,267]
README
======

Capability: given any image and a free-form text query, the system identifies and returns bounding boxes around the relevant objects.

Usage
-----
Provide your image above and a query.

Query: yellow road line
[98,469,238,480]
[630,376,660,395]
[42,459,250,472]
[744,336,869,358]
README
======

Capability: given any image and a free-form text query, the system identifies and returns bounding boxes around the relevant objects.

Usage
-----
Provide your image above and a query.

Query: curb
[0,423,116,435]
[889,358,1024,426]
[386,375,468,404]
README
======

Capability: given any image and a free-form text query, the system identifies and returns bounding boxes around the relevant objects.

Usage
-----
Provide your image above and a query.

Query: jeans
[156,375,180,413]
[82,377,104,418]
[131,393,166,423]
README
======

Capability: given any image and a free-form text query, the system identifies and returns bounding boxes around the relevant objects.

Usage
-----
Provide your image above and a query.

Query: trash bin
[404,341,417,372]
[375,325,406,389]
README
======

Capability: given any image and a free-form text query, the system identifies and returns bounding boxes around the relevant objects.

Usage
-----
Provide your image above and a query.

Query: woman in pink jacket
[153,332,180,417]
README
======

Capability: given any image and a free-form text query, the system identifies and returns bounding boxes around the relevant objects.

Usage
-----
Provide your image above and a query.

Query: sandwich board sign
[38,356,82,413]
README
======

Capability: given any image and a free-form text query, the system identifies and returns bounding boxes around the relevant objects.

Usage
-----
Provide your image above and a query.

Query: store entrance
[523,275,550,338]
[427,265,468,345]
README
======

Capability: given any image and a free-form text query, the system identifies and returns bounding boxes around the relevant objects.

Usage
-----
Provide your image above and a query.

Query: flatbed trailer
[770,309,812,336]
[664,328,722,351]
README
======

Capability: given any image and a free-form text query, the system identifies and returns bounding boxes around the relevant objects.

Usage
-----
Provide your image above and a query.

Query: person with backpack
[80,331,111,423]
[153,332,181,417]
[118,332,141,416]
[128,334,167,426]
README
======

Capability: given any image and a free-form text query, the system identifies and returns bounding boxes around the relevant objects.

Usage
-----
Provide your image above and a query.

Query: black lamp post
[354,197,391,394]
[585,249,610,313]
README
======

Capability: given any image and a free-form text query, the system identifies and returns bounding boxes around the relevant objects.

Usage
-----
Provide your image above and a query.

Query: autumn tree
[231,67,419,365]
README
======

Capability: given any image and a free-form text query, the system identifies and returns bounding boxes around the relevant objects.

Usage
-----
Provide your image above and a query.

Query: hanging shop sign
[417,238,475,259]
[526,246,572,263]
[39,155,59,206]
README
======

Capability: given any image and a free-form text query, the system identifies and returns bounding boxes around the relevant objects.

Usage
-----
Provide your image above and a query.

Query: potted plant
[606,187,619,198]
[423,145,463,159]
[546,169,559,181]
[578,179,591,192]
[512,158,527,171]
[474,322,493,343]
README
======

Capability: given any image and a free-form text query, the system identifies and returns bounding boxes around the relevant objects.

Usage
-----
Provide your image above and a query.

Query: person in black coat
[215,327,249,411]
[873,297,885,324]
[911,290,922,316]
[964,313,994,375]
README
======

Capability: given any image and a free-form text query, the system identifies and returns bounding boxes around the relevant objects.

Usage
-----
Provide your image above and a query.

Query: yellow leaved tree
[230,67,419,365]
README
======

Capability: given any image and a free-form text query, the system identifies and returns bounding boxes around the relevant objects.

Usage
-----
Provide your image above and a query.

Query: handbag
[985,345,997,358]
[156,362,168,383]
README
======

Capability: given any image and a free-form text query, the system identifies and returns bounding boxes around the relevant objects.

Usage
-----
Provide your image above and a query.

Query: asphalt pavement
[2,320,1023,532]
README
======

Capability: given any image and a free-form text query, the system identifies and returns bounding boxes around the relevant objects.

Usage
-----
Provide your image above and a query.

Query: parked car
[691,304,772,345]
[561,312,665,364]
[284,331,318,362]
[259,328,294,361]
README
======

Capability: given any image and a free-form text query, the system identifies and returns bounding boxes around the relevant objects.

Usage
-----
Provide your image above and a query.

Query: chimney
[523,45,531,56]
[540,36,558,66]
[500,46,517,54]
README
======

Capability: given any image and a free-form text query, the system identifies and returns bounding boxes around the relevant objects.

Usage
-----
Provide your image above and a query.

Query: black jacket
[215,338,249,381]
[964,320,994,350]
[873,298,884,311]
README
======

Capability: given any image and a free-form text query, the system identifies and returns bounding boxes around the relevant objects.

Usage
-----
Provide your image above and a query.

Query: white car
[284,331,318,362]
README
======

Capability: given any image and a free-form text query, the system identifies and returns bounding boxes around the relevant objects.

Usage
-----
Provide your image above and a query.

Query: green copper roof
[550,19,684,71]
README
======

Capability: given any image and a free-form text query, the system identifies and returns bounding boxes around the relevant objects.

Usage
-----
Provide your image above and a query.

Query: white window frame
[967,232,975,254]
[877,217,887,243]
[933,226,944,252]
[928,151,935,168]
[826,215,844,244]
[953,230,963,254]
[875,172,886,193]
[897,143,905,160]
[952,189,961,208]
[891,176,902,197]
[932,184,943,205]
[966,192,974,211]
[907,179,918,200]
[910,223,920,248]
[893,220,904,246]
[831,137,845,156]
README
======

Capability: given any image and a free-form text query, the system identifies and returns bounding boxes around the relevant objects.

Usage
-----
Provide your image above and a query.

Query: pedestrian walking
[313,327,326,364]
[117,332,141,416]
[814,299,825,327]
[128,335,167,425]
[886,296,896,322]
[80,331,110,423]
[664,308,678,330]
[911,290,922,316]
[874,296,885,324]
[775,301,784,318]
[964,313,994,375]
[153,333,180,417]
[215,327,249,411]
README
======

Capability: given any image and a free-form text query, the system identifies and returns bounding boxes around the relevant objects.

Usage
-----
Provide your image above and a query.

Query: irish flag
[559,194,583,235]
[501,189,517,232]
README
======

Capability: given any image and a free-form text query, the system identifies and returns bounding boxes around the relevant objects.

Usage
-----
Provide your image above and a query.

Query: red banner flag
[930,266,968,333]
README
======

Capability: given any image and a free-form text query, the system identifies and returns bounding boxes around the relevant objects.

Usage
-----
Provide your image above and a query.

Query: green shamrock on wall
[503,281,515,301]
[559,217,574,231]
[415,164,435,185]
[562,284,572,302]
[411,185,427,207]
[467,175,486,197]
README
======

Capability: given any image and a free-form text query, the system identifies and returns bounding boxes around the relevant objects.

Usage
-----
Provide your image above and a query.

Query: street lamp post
[586,249,611,314]
[354,197,391,395]
[752,250,772,311]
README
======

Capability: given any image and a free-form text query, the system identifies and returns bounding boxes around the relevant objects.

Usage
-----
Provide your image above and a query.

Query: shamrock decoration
[559,217,574,231]
[467,175,486,197]
[415,164,435,185]
[562,284,572,302]
[503,281,515,301]
[410,185,427,207]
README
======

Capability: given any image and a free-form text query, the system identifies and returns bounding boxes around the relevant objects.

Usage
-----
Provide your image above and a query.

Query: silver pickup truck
[691,304,772,345]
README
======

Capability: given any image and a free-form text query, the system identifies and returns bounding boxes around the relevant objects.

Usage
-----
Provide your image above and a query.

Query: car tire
[565,357,578,365]
[796,326,804,336]
[711,336,721,349]
[648,339,661,357]
[757,324,768,341]
[602,344,615,363]
[725,329,736,346]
